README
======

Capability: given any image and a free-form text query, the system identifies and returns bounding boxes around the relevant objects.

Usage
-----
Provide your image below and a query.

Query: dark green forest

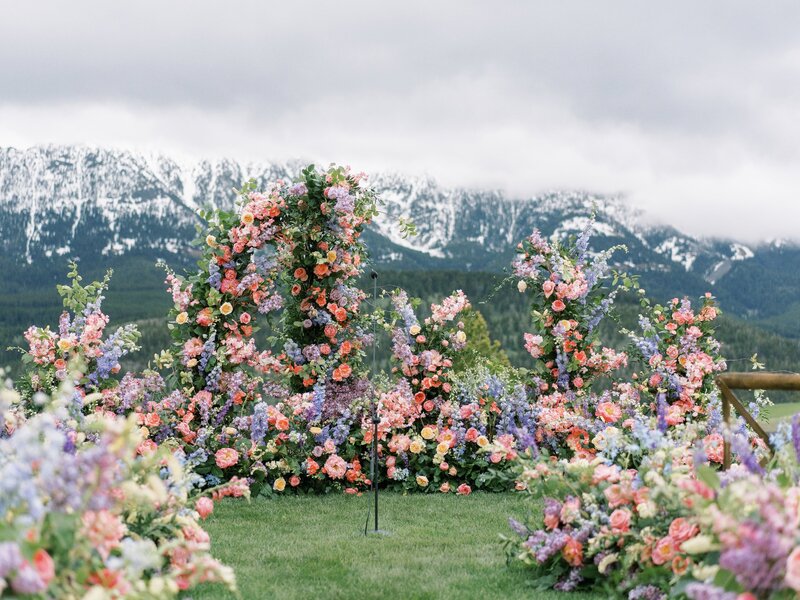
[3,257,799,403]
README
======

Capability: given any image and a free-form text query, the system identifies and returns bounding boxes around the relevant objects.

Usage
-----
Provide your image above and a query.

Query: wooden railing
[716,372,800,469]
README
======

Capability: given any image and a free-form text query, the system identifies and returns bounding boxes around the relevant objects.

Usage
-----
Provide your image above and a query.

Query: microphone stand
[365,270,390,536]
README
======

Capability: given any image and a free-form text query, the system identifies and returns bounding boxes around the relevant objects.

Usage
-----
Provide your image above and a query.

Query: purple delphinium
[792,414,800,463]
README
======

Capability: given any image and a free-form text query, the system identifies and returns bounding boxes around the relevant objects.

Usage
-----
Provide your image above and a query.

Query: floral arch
[161,165,377,483]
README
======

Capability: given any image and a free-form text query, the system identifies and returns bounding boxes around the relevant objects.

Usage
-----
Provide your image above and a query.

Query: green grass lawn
[765,401,800,432]
[190,492,601,600]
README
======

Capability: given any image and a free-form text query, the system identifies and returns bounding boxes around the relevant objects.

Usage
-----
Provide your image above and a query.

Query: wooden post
[716,372,800,470]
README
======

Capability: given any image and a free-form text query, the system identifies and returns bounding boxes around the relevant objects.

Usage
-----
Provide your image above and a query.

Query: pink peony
[215,448,240,469]
[456,483,471,496]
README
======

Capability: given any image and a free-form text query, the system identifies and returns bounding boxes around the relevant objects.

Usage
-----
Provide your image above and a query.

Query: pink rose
[668,517,698,544]
[323,454,348,479]
[702,433,724,464]
[785,547,800,592]
[609,508,631,533]
[543,280,556,298]
[552,299,566,312]
[195,497,214,520]
[456,483,471,496]
[215,447,240,469]
[32,549,55,586]
[239,312,251,324]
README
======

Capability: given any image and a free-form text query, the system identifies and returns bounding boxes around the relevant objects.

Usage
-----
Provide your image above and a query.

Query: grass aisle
[191,492,601,600]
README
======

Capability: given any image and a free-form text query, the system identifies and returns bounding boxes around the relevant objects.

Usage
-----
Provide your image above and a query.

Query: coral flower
[215,448,240,469]
[195,497,214,520]
[314,264,330,277]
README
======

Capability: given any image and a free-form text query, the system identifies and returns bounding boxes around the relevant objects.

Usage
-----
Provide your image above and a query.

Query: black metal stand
[365,270,390,536]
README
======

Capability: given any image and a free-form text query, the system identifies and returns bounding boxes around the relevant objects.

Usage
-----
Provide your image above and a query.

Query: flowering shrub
[14,262,140,412]
[0,377,238,598]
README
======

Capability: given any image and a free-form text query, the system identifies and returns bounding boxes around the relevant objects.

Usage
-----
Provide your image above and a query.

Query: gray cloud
[2,1,800,241]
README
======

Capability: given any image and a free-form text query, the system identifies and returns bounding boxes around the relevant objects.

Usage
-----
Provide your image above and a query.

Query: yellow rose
[477,435,489,448]
[139,426,150,438]
[436,442,449,455]
[421,426,436,440]
[225,427,237,435]
[242,212,255,225]
[409,440,424,454]
[454,331,466,344]
[176,312,188,324]
[416,475,429,487]
[220,302,233,315]
[409,324,421,336]
[57,339,73,352]
[327,250,337,263]
[310,426,322,435]
[273,477,286,492]
[186,358,198,368]
[206,235,217,247]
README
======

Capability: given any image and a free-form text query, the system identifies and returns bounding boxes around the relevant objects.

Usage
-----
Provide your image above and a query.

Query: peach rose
[651,536,677,566]
[609,508,631,533]
[562,537,583,567]
[669,518,699,545]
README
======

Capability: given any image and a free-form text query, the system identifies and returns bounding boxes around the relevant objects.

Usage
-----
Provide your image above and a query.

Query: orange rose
[562,537,583,567]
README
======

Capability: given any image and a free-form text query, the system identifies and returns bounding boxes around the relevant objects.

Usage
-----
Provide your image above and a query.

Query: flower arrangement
[0,376,238,598]
[14,262,140,412]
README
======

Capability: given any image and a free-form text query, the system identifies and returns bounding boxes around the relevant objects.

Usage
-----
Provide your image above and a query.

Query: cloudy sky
[2,1,799,241]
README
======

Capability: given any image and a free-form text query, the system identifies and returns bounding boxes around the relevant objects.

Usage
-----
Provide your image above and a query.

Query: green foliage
[450,307,510,373]
[56,260,113,314]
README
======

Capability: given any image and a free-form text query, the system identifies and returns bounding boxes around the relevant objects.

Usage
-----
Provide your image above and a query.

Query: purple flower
[684,583,738,600]
[11,564,47,595]
[0,542,23,579]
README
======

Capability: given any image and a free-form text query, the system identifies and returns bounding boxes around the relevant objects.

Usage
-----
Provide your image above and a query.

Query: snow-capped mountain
[1,145,799,321]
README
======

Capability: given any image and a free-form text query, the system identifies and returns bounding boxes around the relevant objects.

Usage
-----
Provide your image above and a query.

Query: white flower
[680,535,717,555]
[517,280,527,293]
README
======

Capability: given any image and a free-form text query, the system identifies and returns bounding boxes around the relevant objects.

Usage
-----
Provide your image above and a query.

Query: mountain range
[1,145,799,338]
